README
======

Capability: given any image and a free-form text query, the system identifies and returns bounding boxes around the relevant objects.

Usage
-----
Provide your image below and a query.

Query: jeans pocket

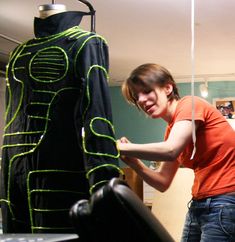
[219,205,235,235]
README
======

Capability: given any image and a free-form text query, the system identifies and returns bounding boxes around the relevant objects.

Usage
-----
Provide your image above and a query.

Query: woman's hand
[117,137,179,192]
[117,137,142,168]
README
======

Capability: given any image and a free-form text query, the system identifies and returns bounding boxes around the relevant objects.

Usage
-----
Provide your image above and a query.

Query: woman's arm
[118,120,199,161]
[122,156,179,192]
[119,137,179,192]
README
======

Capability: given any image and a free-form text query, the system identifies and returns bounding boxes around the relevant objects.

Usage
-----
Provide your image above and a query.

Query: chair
[70,178,174,242]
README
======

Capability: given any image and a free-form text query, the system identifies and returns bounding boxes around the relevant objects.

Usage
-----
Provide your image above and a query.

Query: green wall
[109,81,235,166]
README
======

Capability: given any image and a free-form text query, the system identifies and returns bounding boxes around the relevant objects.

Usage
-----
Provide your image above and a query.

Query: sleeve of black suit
[74,33,122,193]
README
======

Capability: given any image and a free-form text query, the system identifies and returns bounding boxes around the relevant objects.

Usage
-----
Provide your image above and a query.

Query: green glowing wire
[86,164,124,180]
[27,169,86,230]
[82,117,120,158]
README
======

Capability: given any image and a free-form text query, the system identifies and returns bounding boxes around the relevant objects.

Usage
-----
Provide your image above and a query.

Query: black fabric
[34,11,89,38]
[1,11,120,233]
[70,178,174,242]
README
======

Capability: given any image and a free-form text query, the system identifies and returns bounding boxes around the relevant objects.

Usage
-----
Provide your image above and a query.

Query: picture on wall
[213,97,235,119]
[213,97,235,130]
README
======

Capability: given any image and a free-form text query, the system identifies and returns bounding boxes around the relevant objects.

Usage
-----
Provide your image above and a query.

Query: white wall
[0,76,6,158]
[151,168,194,242]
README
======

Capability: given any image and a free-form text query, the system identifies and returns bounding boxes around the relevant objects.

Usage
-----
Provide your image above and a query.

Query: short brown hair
[122,63,180,107]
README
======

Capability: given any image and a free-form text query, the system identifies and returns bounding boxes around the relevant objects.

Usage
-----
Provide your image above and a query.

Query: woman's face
[132,83,171,119]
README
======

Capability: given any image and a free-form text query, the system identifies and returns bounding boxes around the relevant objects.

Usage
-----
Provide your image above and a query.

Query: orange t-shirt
[165,96,235,199]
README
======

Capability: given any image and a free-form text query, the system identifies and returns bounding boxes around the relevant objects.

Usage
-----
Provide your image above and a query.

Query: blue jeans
[181,194,235,242]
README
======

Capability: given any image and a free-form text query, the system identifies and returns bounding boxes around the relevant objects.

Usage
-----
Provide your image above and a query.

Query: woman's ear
[164,83,173,96]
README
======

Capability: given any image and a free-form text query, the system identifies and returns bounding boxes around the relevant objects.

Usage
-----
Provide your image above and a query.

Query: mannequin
[1,3,121,234]
[38,4,67,19]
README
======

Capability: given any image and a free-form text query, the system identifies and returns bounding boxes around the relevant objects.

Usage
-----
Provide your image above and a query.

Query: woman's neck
[163,99,179,124]
[39,4,67,19]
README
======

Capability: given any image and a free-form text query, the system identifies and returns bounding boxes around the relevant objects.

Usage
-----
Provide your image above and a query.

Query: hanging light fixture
[199,80,208,98]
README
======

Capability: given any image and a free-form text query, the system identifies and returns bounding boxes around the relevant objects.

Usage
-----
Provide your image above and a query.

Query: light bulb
[199,83,208,98]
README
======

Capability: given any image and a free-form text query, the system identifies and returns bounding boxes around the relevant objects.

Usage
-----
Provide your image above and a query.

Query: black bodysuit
[1,11,121,233]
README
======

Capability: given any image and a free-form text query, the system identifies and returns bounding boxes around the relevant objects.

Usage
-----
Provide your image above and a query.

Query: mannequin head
[38,4,67,19]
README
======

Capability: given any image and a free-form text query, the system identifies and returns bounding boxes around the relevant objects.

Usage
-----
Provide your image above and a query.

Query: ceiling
[1,0,235,85]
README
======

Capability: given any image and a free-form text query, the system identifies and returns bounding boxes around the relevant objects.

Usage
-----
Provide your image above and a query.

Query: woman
[117,63,235,241]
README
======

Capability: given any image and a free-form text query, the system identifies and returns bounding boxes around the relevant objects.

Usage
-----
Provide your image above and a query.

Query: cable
[0,33,21,45]
[190,0,196,160]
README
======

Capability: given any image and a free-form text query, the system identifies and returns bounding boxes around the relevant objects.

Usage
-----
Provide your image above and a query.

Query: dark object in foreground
[70,178,174,242]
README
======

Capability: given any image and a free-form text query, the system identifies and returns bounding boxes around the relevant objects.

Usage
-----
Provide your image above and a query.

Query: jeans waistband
[188,194,235,210]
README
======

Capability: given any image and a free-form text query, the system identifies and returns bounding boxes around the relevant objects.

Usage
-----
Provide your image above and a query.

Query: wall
[0,77,5,158]
[151,168,194,241]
